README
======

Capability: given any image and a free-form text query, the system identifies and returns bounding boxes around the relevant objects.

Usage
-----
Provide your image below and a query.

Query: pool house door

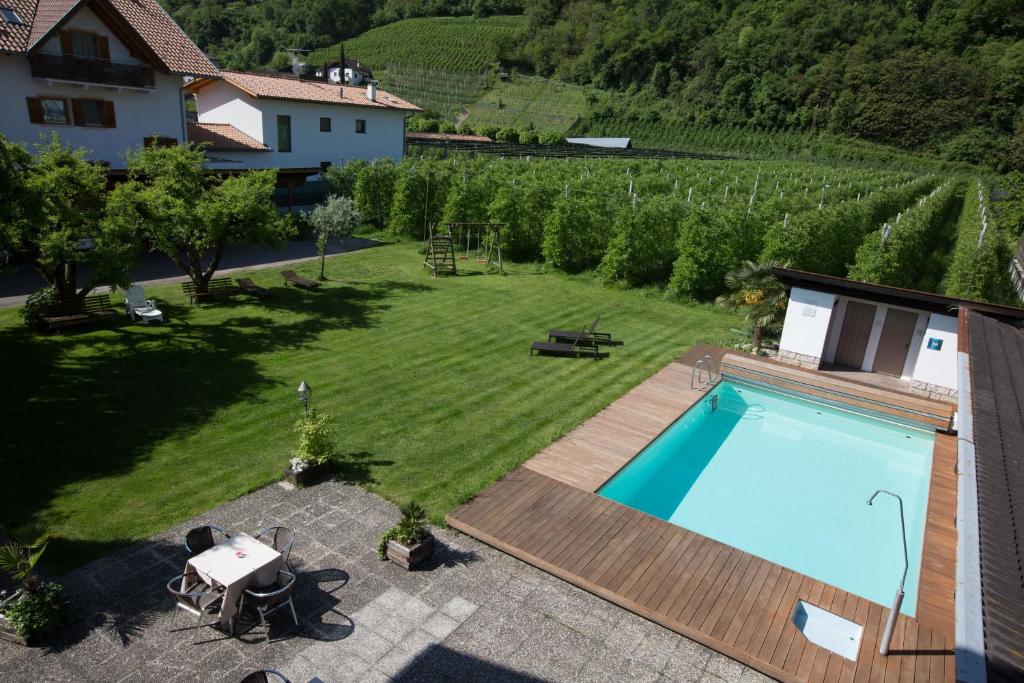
[834,301,876,369]
[872,308,918,376]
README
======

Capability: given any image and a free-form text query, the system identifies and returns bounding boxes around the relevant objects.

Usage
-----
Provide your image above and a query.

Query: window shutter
[26,97,44,124]
[96,36,110,61]
[71,98,86,126]
[101,100,116,128]
[59,31,73,56]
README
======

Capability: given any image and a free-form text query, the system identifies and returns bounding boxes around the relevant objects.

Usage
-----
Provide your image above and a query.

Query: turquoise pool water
[598,380,935,616]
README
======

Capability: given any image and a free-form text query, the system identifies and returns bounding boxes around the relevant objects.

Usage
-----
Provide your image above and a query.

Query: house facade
[772,267,1024,401]
[184,70,420,174]
[0,0,218,169]
[314,58,372,85]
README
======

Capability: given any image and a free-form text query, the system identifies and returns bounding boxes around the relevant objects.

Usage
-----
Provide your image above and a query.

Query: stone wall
[775,349,821,370]
[910,379,958,403]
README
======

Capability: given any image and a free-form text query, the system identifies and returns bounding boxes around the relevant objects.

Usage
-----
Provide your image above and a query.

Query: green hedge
[942,180,1017,302]
[599,197,687,286]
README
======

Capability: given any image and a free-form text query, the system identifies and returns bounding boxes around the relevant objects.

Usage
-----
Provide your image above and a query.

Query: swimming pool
[598,380,935,616]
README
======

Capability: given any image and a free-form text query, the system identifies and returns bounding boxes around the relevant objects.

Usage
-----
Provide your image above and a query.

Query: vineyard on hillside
[332,156,1015,305]
[464,75,606,133]
[307,16,524,73]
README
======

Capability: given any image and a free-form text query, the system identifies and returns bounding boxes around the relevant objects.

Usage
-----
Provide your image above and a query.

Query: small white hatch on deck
[792,600,863,661]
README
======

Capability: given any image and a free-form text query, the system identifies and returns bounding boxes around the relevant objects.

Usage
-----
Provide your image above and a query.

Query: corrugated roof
[187,122,267,151]
[187,70,420,112]
[566,137,632,148]
[2,0,218,77]
[968,312,1024,683]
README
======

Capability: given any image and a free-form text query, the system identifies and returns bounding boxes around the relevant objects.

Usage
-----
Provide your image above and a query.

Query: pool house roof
[772,267,1024,321]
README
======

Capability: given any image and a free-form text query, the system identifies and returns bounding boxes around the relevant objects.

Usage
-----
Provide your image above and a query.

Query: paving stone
[420,611,460,639]
[440,596,478,621]
[396,627,442,657]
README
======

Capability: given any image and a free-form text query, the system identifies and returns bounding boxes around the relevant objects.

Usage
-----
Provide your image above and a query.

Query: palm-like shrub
[0,533,48,593]
[715,260,790,350]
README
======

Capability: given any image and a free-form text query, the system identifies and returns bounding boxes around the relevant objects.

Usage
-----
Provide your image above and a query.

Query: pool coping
[448,346,957,683]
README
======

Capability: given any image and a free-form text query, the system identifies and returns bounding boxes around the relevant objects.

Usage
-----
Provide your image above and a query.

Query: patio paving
[0,481,769,682]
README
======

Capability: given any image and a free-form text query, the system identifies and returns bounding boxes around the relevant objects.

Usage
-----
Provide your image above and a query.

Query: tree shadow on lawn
[0,279,434,572]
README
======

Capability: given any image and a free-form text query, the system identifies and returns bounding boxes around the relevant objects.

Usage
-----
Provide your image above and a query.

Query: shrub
[943,180,1016,302]
[518,129,539,145]
[476,125,499,139]
[324,160,367,198]
[353,160,397,228]
[487,182,554,261]
[406,116,439,133]
[668,206,750,299]
[21,286,58,332]
[599,197,687,286]
[389,164,450,238]
[2,582,68,642]
[293,412,334,467]
[456,123,476,136]
[439,121,457,134]
[542,193,615,272]
[495,126,519,143]
[376,501,429,559]
[537,130,565,145]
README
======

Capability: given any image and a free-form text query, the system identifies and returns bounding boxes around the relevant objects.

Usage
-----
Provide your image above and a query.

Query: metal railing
[691,354,718,389]
[29,53,155,88]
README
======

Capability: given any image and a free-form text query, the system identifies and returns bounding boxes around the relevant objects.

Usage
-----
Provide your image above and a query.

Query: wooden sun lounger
[547,316,623,346]
[236,278,271,299]
[530,330,609,360]
[281,270,320,290]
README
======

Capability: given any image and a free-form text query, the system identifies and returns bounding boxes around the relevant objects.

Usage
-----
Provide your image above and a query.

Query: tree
[715,260,790,350]
[106,143,287,294]
[8,135,137,305]
[308,195,360,280]
[0,135,34,264]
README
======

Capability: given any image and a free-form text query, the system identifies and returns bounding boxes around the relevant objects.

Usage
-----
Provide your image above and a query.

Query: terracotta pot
[386,535,434,570]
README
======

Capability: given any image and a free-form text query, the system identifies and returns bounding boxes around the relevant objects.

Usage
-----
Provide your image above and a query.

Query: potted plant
[283,411,336,487]
[0,534,68,646]
[377,501,433,570]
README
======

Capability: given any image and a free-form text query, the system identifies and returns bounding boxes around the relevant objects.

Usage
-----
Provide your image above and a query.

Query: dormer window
[0,7,23,24]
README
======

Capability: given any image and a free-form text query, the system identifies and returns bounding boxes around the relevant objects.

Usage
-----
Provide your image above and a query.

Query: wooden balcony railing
[29,53,155,89]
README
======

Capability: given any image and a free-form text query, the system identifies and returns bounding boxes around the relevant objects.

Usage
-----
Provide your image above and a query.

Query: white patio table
[184,533,284,628]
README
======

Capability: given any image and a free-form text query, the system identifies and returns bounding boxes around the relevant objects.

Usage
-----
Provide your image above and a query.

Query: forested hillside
[164,0,1024,171]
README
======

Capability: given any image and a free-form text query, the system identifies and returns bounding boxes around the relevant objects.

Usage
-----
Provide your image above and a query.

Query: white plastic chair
[124,285,163,323]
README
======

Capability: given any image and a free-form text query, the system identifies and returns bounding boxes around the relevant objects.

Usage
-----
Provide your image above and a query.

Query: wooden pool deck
[447,347,957,683]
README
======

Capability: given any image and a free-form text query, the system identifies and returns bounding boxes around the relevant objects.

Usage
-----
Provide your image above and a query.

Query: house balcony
[29,53,155,89]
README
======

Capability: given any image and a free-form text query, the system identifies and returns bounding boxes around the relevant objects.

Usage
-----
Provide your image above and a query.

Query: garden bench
[182,277,238,305]
[42,294,117,332]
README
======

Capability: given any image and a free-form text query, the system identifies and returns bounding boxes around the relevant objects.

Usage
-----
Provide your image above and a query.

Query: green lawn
[0,242,739,573]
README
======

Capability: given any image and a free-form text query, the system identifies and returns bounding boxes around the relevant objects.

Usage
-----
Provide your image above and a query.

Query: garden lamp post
[297,381,311,418]
[867,489,908,656]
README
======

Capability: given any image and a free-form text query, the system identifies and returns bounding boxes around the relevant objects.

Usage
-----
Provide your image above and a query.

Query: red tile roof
[2,0,218,77]
[0,0,38,52]
[187,122,268,151]
[187,70,421,112]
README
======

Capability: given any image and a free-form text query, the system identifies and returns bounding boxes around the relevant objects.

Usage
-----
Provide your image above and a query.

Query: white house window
[27,97,70,125]
[277,115,292,152]
[355,119,366,134]
[42,98,69,124]
[80,99,103,125]
[59,30,110,60]
[0,6,23,24]
[71,98,115,128]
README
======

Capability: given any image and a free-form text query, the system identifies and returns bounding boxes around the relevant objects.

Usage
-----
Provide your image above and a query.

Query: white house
[183,69,420,175]
[0,0,219,169]
[772,268,1024,401]
[314,58,373,85]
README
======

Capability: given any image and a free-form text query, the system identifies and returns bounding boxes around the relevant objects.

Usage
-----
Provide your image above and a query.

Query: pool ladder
[691,354,718,390]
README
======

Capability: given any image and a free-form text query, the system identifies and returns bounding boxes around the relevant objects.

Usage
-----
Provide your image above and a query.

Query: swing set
[423,222,505,277]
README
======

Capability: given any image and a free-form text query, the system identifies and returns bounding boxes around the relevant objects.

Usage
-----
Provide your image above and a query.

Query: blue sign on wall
[927,337,943,351]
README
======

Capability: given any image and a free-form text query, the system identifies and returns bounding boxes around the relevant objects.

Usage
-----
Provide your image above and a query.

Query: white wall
[911,314,958,390]
[778,287,837,359]
[194,80,264,142]
[0,7,186,169]
[195,83,408,169]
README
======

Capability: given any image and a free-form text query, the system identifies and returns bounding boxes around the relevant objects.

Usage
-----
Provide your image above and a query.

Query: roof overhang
[773,267,1024,321]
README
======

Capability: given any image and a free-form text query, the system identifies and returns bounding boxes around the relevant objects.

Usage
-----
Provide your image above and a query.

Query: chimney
[367,80,377,102]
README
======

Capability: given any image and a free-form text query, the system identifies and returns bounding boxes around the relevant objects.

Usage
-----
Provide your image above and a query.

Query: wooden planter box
[386,536,433,570]
[282,461,333,487]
